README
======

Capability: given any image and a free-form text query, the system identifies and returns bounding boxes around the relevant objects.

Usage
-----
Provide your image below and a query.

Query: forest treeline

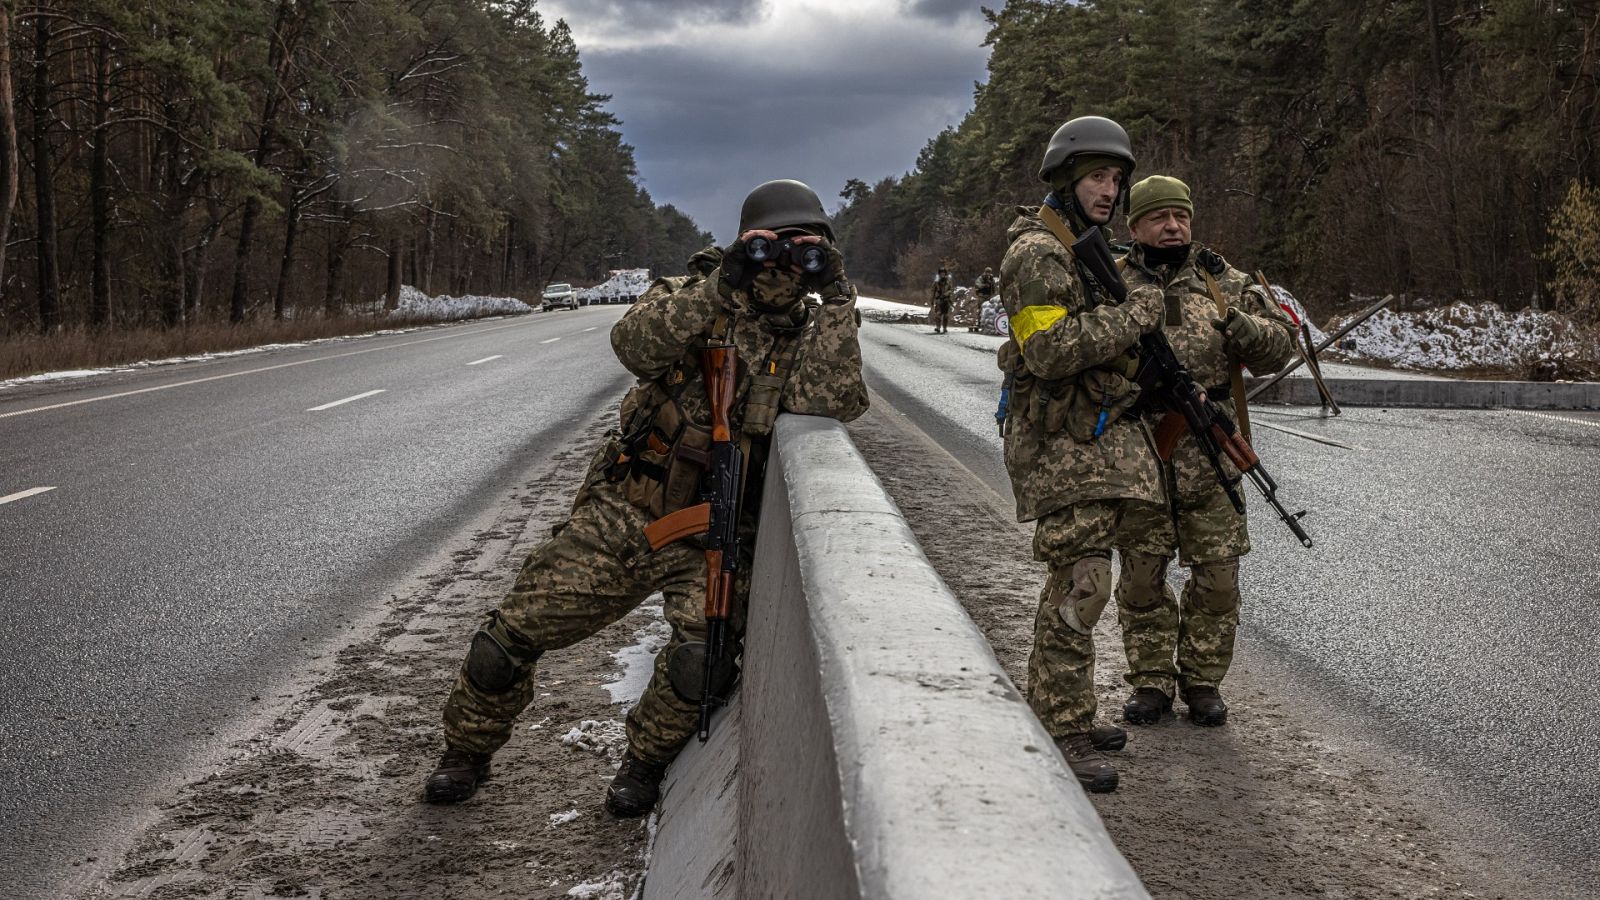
[0,0,709,336]
[836,0,1600,323]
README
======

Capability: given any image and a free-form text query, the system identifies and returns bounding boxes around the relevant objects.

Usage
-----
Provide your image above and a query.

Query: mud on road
[62,417,661,900]
[847,400,1588,900]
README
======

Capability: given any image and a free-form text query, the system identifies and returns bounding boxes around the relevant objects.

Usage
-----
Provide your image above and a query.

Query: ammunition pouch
[617,397,713,519]
[740,371,785,438]
[1039,367,1142,443]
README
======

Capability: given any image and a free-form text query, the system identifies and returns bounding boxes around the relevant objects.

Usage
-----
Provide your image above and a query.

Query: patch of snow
[567,871,632,899]
[1331,301,1594,373]
[578,269,652,303]
[527,715,552,731]
[491,839,522,852]
[385,284,532,320]
[561,719,627,757]
[549,809,582,827]
[1270,285,1326,345]
[856,295,929,325]
[605,601,671,705]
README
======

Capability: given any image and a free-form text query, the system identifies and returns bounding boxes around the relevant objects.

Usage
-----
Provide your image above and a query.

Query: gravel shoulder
[58,415,662,900]
[847,399,1588,900]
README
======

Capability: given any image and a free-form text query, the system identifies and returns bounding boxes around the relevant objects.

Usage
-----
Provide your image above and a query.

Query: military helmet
[738,179,834,241]
[1037,116,1136,184]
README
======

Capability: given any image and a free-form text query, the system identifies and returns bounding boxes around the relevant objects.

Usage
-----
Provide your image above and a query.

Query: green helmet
[738,179,834,241]
[1037,116,1136,185]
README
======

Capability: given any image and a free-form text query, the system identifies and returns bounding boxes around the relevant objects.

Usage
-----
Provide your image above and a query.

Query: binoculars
[746,235,828,274]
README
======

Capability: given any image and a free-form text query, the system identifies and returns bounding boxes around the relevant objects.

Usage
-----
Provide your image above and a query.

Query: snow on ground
[0,286,532,392]
[1330,300,1595,374]
[578,270,652,303]
[856,295,928,323]
[605,601,671,705]
[549,809,582,827]
[566,870,631,899]
[561,719,628,758]
[385,284,532,319]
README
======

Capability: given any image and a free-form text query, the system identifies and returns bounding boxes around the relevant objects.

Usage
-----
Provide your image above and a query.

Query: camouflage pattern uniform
[441,268,868,768]
[930,271,954,332]
[997,206,1171,739]
[1113,243,1296,697]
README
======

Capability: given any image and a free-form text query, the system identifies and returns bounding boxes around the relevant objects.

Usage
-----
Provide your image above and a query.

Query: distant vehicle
[541,283,578,311]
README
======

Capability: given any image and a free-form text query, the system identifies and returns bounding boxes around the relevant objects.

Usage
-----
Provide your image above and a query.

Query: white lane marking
[582,327,598,332]
[540,337,561,344]
[466,355,502,366]
[0,486,55,506]
[307,389,385,412]
[1502,409,1600,429]
[1252,420,1362,450]
[0,317,544,421]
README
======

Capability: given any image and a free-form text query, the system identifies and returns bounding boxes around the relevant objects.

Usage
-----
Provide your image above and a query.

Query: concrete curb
[1250,377,1600,409]
[645,415,1148,899]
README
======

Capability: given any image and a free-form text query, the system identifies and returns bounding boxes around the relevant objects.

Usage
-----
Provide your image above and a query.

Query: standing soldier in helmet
[930,264,955,334]
[969,267,999,332]
[1112,175,1296,729]
[997,115,1171,793]
[422,179,868,818]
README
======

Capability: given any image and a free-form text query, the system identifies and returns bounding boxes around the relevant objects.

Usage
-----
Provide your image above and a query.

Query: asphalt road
[0,305,633,894]
[858,318,1600,882]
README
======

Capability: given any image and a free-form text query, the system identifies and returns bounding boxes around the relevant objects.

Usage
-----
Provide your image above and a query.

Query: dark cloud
[569,12,990,242]
[901,0,983,23]
[548,0,772,34]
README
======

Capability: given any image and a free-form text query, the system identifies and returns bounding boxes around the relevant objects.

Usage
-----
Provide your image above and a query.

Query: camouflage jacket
[610,271,869,439]
[931,276,954,304]
[974,273,998,297]
[1121,243,1297,499]
[997,207,1165,521]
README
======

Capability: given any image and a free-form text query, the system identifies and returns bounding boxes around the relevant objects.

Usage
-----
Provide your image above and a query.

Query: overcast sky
[539,0,994,244]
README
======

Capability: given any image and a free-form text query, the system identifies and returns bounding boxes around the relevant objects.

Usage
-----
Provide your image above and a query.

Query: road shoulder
[847,399,1581,900]
[64,417,661,900]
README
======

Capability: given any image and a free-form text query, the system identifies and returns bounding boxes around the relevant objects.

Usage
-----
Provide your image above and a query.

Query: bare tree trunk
[156,126,185,326]
[90,33,112,327]
[273,193,302,319]
[31,17,61,333]
[323,219,349,315]
[385,238,402,310]
[228,0,297,323]
[0,8,20,302]
[420,206,435,294]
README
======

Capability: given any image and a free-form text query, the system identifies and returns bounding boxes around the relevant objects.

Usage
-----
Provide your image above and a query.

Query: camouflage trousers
[441,480,746,766]
[932,300,951,330]
[1026,499,1174,738]
[1114,457,1249,697]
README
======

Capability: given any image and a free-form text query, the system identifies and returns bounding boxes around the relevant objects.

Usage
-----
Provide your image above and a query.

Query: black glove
[1211,307,1267,355]
[717,234,762,299]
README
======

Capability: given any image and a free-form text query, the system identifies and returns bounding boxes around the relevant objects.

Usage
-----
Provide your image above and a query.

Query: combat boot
[423,747,492,804]
[1122,687,1172,725]
[1057,732,1119,793]
[1183,685,1229,727]
[605,750,668,818]
[1089,722,1127,751]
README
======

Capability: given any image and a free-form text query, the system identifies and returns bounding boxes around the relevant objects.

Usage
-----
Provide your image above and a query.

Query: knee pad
[1187,558,1241,616]
[1056,556,1113,636]
[464,625,539,694]
[1117,552,1171,613]
[666,641,739,704]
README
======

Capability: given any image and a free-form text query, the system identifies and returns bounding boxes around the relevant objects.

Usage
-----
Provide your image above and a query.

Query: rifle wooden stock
[697,339,742,741]
[643,503,711,552]
[1153,412,1187,460]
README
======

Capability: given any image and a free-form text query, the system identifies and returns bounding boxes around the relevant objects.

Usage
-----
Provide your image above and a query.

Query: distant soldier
[930,265,955,333]
[997,115,1170,793]
[422,179,868,818]
[970,267,999,331]
[1113,175,1296,728]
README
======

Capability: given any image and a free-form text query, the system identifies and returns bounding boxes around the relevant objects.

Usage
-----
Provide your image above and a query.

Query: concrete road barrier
[1251,376,1600,409]
[645,415,1148,900]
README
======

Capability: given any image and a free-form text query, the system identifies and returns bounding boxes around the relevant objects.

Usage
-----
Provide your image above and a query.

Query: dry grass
[855,283,929,307]
[0,312,506,382]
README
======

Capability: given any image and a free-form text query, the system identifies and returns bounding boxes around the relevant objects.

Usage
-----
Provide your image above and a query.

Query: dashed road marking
[0,486,55,506]
[466,355,502,366]
[307,389,385,412]
[582,327,598,332]
[540,337,561,344]
[1502,409,1600,429]
[0,317,543,421]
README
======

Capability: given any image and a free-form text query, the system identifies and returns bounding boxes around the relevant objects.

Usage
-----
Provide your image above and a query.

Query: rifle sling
[1199,268,1252,444]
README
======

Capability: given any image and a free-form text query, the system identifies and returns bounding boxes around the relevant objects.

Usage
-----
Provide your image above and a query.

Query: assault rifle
[1069,228,1314,549]
[641,337,742,741]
